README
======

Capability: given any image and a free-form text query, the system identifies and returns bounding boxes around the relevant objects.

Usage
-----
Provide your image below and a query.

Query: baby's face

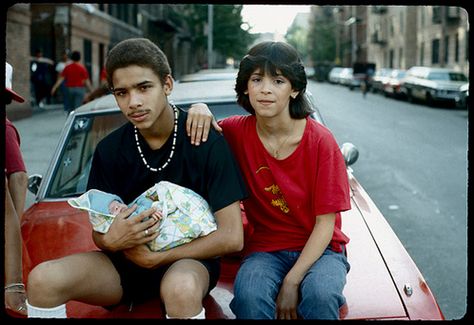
[109,200,127,215]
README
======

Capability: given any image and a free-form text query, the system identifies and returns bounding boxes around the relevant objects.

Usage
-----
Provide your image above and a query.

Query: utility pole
[207,4,213,69]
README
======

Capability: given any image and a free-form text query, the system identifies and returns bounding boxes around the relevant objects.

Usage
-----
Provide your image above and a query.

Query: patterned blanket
[68,181,217,251]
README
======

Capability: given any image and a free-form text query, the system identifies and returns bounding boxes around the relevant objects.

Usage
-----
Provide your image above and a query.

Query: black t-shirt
[87,107,247,212]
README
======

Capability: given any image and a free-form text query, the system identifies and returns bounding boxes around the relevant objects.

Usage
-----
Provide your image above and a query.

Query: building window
[83,39,92,78]
[444,35,449,64]
[432,38,440,64]
[466,31,469,62]
[389,49,394,68]
[399,48,403,67]
[399,11,404,33]
[420,42,424,66]
[432,6,442,24]
[455,33,459,62]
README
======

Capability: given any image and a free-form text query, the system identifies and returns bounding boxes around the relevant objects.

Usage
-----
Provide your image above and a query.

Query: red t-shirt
[61,62,89,87]
[220,115,351,254]
[100,67,107,82]
[5,118,26,176]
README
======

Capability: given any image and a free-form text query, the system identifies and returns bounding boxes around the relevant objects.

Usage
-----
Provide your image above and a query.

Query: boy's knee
[27,262,55,302]
[161,273,202,304]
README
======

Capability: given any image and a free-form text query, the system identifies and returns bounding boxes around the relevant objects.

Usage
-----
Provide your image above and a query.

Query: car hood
[20,176,442,320]
[21,201,98,272]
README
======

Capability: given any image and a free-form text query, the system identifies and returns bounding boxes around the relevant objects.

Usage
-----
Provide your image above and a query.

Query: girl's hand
[186,103,222,145]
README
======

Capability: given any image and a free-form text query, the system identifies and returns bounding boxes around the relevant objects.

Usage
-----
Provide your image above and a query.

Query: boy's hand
[100,205,159,251]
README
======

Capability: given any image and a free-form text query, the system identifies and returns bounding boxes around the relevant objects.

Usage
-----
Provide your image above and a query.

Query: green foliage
[180,4,256,60]
[307,15,337,64]
[286,23,309,62]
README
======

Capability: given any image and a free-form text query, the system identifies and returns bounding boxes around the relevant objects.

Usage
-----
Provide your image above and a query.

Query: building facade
[367,5,469,75]
[6,3,197,119]
[309,5,469,76]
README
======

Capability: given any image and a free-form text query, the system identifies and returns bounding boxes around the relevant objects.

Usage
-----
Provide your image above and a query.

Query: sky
[241,4,311,35]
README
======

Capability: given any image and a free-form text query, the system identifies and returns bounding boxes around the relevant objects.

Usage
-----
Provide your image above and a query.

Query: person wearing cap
[4,62,28,315]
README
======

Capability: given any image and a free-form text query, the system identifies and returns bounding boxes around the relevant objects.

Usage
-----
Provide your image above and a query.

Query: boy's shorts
[103,250,220,308]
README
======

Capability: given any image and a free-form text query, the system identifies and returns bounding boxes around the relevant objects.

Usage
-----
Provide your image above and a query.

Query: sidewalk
[13,105,69,208]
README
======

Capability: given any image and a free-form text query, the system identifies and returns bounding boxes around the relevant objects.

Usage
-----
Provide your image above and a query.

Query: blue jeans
[230,248,350,319]
[67,87,86,112]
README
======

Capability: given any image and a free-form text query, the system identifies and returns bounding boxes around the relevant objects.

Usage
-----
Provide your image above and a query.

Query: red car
[18,79,444,320]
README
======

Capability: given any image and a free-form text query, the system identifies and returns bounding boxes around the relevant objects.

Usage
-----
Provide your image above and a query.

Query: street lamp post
[207,4,213,69]
[345,14,357,66]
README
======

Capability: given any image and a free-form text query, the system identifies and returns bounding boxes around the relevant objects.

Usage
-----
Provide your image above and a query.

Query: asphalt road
[307,81,468,320]
[14,84,468,319]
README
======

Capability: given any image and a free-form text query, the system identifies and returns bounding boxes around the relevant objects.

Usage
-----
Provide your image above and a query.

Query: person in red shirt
[186,41,351,319]
[51,50,92,112]
[4,62,28,315]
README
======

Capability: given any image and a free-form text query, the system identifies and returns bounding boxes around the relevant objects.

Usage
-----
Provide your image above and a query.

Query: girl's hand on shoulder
[186,103,222,146]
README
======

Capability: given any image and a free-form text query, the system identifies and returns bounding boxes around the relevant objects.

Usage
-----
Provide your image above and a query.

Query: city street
[308,81,468,320]
[14,82,468,319]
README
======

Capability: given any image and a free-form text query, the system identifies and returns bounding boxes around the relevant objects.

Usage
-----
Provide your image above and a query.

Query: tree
[286,23,309,64]
[307,8,337,65]
[181,4,256,66]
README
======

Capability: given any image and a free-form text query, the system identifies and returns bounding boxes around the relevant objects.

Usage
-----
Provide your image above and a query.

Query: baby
[68,181,217,251]
[108,199,162,221]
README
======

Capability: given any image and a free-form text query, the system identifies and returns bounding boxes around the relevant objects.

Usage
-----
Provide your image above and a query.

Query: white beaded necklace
[134,105,178,172]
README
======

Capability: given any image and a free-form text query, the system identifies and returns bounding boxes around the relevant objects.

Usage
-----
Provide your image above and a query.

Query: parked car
[328,66,344,84]
[20,79,444,320]
[383,69,407,98]
[339,68,361,89]
[371,68,393,94]
[455,82,469,109]
[178,68,238,83]
[401,66,468,106]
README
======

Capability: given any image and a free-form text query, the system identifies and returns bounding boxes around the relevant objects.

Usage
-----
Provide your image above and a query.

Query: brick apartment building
[316,5,469,74]
[6,3,197,120]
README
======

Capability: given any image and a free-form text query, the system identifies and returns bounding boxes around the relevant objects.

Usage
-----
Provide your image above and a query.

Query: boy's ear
[164,74,173,95]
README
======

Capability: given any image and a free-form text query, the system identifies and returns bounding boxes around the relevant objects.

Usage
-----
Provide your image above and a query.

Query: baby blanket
[68,181,217,251]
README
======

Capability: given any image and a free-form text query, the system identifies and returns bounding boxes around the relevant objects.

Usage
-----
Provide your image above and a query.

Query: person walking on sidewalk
[51,50,92,112]
[54,50,72,112]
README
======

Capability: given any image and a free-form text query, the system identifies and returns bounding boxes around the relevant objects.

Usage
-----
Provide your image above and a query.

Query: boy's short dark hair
[235,41,313,118]
[105,38,171,89]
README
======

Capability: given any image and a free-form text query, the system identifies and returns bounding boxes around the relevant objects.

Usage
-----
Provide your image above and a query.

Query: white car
[401,66,468,106]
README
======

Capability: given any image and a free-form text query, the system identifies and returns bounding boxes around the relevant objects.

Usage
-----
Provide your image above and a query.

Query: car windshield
[46,102,250,199]
[428,72,468,81]
[47,111,127,198]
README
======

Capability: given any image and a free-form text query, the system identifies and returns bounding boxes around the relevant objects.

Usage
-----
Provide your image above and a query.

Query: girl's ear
[244,90,249,95]
[291,91,299,99]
